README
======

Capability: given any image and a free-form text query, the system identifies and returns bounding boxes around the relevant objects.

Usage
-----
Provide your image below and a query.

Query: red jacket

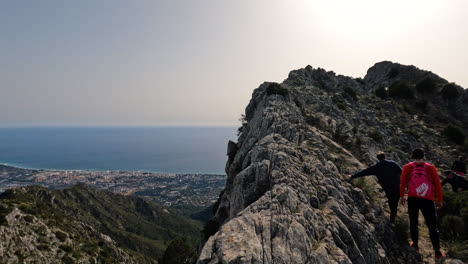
[400,162,443,203]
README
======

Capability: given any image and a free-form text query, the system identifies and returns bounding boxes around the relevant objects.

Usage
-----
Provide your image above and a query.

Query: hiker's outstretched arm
[351,165,377,179]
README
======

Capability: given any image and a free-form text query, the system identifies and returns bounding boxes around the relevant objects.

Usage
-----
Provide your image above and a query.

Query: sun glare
[304,0,444,36]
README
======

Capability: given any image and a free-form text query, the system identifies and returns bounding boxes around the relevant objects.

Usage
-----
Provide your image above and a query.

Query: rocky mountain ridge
[199,61,467,263]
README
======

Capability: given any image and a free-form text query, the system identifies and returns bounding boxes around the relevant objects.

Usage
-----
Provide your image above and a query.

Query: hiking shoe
[434,252,445,260]
[409,242,419,252]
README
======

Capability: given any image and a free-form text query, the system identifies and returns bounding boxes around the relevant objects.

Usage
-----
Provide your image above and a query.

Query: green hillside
[0,184,201,263]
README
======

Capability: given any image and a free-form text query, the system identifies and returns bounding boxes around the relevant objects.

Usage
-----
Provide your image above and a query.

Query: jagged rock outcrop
[199,62,467,263]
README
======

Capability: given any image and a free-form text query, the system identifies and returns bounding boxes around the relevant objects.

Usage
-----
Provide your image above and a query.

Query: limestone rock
[199,62,467,263]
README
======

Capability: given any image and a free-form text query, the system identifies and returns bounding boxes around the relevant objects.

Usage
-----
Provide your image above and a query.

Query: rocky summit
[198,62,467,264]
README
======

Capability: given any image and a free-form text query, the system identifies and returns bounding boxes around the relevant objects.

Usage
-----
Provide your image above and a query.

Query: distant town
[0,164,226,208]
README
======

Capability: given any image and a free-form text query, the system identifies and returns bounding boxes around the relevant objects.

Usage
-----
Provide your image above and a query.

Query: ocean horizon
[0,126,238,174]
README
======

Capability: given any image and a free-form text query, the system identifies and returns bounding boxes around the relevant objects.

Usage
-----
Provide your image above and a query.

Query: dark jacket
[351,160,402,194]
[451,160,466,174]
[442,174,468,192]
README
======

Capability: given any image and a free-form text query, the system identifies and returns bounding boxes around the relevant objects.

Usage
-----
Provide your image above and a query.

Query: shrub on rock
[388,67,400,78]
[266,83,288,96]
[388,81,414,99]
[443,125,465,145]
[415,77,437,94]
[375,86,388,99]
[441,83,459,100]
[343,87,357,100]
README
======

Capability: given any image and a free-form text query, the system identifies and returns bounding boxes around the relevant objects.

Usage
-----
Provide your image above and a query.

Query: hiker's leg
[420,199,441,253]
[387,192,400,222]
[407,197,419,245]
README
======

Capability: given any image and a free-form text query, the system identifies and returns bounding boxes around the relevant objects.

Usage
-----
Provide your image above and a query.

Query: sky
[1,0,467,127]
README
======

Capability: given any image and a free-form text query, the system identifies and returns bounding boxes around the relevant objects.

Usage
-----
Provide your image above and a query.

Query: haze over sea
[0,127,237,174]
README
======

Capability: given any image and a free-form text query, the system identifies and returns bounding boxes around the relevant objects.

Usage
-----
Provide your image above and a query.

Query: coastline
[0,162,226,176]
[0,126,235,175]
[0,163,227,208]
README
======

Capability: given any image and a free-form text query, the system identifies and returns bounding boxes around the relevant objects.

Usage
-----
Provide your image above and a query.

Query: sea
[0,127,238,174]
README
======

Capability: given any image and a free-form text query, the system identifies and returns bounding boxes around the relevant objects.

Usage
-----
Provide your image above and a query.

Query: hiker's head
[459,156,464,161]
[376,152,386,161]
[444,170,455,178]
[412,148,425,160]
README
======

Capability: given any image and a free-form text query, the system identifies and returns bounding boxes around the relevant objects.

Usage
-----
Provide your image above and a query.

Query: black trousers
[407,197,441,252]
[386,192,400,222]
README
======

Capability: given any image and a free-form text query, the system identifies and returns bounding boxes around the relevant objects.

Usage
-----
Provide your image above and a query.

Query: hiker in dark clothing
[451,156,466,176]
[442,170,468,192]
[349,152,401,222]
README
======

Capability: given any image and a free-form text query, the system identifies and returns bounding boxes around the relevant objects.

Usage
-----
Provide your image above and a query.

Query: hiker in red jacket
[400,148,444,260]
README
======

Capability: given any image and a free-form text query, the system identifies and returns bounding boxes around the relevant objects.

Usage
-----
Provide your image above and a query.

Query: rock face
[199,62,467,263]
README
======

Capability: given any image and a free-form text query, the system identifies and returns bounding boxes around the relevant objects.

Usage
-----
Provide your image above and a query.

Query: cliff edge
[198,62,467,264]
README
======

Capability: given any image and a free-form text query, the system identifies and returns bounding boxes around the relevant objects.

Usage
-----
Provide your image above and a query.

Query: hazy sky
[1,0,467,126]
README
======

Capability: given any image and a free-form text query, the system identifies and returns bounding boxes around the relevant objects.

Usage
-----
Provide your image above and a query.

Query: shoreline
[0,162,226,176]
[0,162,227,208]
